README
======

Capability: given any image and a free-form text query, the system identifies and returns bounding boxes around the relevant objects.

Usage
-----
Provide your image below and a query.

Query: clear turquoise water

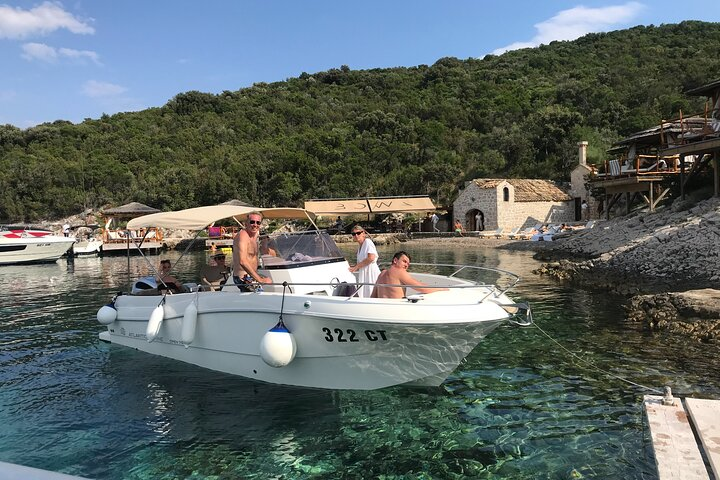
[1,246,718,479]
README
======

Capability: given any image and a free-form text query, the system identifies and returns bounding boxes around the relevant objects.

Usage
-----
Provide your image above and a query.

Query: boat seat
[332,281,359,297]
[131,276,159,295]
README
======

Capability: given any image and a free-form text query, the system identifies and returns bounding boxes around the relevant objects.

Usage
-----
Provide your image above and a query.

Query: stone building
[453,178,574,231]
[569,141,596,220]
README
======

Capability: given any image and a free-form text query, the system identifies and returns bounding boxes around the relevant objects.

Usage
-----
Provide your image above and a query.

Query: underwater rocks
[625,289,720,342]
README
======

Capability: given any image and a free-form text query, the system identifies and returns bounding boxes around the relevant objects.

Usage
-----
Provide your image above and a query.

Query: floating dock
[644,393,720,479]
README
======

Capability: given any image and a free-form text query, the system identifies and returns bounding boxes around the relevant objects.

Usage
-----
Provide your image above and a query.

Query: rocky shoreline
[517,195,720,342]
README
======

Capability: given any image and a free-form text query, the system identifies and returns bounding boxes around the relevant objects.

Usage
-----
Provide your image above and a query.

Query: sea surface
[1,245,719,480]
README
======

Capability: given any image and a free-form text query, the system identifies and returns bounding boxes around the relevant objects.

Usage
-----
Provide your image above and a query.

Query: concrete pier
[644,394,720,479]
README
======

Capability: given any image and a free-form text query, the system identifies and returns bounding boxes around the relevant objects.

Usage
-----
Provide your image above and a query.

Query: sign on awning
[304,196,436,215]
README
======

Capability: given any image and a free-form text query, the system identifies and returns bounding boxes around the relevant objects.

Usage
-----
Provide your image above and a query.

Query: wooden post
[649,183,655,212]
[680,154,686,200]
[605,193,610,220]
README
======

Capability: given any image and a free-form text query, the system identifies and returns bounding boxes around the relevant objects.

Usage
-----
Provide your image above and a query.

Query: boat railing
[407,262,520,298]
[211,280,512,301]
[219,262,519,300]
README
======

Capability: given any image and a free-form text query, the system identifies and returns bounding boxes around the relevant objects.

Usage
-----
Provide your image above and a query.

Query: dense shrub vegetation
[1,21,719,221]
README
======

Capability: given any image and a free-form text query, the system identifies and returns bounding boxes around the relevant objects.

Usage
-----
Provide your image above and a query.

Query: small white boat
[96,205,531,390]
[0,226,75,265]
[72,238,103,256]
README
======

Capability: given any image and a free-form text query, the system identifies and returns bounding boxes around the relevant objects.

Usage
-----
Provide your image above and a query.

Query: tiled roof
[472,178,572,202]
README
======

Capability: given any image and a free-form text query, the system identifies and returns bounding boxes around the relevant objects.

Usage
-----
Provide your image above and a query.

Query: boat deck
[644,395,720,479]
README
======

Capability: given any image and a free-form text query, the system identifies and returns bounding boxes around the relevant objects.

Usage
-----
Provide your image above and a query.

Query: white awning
[127,205,314,230]
[304,196,436,215]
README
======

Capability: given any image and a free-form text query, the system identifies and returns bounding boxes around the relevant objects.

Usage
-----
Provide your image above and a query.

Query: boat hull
[72,239,103,255]
[101,290,509,390]
[0,233,75,265]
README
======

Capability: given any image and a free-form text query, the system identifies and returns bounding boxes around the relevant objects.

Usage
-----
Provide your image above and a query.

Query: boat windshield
[263,231,344,264]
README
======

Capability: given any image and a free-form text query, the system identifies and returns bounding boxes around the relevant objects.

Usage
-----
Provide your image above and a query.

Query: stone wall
[453,182,497,230]
[498,199,574,229]
[569,165,595,220]
[454,181,574,231]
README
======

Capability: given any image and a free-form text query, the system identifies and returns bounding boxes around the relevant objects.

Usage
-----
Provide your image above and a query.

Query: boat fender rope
[278,281,288,328]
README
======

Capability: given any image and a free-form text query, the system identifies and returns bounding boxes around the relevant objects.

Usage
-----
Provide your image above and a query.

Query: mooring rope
[531,320,664,395]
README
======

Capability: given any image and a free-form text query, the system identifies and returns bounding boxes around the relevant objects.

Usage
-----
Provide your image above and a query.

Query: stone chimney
[578,141,588,166]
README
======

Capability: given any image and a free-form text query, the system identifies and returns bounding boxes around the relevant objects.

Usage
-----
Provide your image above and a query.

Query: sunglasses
[351,231,364,236]
[248,220,262,225]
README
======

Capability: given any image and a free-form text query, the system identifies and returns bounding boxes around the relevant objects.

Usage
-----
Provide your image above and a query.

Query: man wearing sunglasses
[232,211,272,291]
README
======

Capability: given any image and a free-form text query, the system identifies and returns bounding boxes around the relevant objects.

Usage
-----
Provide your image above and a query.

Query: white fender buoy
[96,304,117,325]
[260,322,297,367]
[181,302,198,346]
[146,304,164,343]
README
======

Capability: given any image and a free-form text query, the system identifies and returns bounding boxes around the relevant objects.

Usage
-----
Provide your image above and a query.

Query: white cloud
[21,42,100,64]
[59,47,100,64]
[21,42,57,62]
[82,80,127,98]
[0,1,94,39]
[492,2,645,55]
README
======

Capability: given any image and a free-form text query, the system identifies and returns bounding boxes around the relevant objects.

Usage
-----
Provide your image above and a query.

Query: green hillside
[1,21,719,222]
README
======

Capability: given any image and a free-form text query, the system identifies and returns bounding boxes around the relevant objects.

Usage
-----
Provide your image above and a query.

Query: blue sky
[1,1,719,129]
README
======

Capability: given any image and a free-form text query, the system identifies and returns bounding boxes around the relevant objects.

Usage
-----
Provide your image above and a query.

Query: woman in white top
[348,225,380,298]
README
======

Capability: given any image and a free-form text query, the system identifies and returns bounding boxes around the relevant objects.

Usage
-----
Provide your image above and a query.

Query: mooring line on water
[531,320,664,395]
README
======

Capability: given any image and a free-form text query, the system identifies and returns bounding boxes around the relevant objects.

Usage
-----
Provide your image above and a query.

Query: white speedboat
[96,205,531,390]
[72,238,103,255]
[0,226,75,265]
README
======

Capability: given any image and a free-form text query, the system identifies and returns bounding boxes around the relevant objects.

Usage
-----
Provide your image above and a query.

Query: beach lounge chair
[503,227,521,239]
[510,223,541,240]
[479,227,503,238]
[531,224,558,241]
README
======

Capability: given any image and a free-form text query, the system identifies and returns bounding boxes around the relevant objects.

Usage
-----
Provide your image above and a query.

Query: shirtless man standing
[371,251,447,299]
[232,211,272,291]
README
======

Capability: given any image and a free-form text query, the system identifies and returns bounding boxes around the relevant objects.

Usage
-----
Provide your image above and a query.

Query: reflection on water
[0,247,718,479]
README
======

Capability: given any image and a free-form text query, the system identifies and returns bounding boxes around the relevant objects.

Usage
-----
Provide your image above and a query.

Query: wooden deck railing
[660,103,720,148]
[594,153,695,179]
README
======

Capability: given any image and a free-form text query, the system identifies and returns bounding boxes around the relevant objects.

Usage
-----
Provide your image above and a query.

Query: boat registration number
[322,327,387,342]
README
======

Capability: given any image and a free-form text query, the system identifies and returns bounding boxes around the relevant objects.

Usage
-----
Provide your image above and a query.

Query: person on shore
[475,211,484,231]
[201,253,231,291]
[431,213,440,232]
[371,251,448,299]
[156,259,188,293]
[62,223,71,237]
[232,211,272,292]
[348,225,380,298]
[581,200,589,221]
[454,219,465,236]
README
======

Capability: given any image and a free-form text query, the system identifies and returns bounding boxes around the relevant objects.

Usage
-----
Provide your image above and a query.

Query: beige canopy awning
[127,205,314,230]
[304,196,436,215]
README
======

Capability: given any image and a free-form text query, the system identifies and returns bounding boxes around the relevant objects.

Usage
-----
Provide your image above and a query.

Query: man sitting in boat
[156,259,188,293]
[232,211,272,291]
[200,253,231,291]
[371,251,448,299]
